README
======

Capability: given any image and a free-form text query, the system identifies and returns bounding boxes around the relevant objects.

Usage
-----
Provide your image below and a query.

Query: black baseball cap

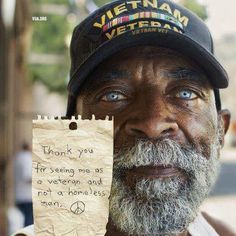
[66,0,228,116]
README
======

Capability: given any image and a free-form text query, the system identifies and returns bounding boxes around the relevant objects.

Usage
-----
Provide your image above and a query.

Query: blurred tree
[93,0,110,7]
[34,0,69,3]
[180,0,208,20]
[93,0,208,20]
[29,0,75,94]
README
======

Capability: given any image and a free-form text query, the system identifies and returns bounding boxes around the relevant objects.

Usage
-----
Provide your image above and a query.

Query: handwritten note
[32,116,113,236]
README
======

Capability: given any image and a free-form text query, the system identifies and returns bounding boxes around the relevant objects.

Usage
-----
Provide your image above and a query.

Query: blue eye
[176,89,197,100]
[101,91,126,102]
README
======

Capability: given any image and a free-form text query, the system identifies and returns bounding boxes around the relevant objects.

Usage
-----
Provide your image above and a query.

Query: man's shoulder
[202,211,236,236]
[12,224,34,236]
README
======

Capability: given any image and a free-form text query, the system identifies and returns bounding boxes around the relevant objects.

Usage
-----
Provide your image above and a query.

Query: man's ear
[218,109,231,134]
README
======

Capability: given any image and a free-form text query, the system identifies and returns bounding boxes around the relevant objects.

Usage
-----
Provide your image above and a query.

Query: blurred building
[0,0,85,234]
[1,0,32,235]
[1,0,236,235]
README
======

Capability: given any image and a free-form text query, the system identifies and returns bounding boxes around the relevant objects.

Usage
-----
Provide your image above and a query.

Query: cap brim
[68,29,228,96]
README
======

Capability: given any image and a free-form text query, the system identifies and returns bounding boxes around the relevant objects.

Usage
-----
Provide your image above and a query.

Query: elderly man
[66,0,234,235]
[14,0,234,235]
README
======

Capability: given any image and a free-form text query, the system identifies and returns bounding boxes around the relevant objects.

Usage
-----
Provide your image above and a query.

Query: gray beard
[109,138,221,236]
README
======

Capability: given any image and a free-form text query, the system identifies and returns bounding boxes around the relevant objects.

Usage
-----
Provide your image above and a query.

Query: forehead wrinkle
[164,67,208,85]
[137,59,153,82]
[97,69,130,82]
[84,69,131,92]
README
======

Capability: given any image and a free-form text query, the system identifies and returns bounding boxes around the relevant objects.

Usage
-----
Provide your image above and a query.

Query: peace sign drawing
[70,201,85,215]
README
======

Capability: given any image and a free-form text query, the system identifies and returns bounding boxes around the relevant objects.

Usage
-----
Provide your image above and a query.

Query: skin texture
[75,46,231,236]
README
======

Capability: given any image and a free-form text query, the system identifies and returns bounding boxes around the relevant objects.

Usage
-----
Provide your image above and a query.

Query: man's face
[76,46,226,235]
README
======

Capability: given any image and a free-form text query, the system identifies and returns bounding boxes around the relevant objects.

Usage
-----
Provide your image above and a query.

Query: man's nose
[125,104,179,139]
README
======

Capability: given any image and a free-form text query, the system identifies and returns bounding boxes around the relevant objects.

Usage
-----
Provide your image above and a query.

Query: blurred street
[201,148,236,231]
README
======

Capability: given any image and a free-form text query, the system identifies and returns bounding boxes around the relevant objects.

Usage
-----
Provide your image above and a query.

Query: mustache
[113,138,217,179]
[110,138,220,235]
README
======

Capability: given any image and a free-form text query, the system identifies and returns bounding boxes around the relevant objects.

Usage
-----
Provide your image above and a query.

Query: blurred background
[0,0,236,235]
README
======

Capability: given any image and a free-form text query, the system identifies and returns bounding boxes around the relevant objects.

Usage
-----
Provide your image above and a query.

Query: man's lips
[125,165,183,179]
